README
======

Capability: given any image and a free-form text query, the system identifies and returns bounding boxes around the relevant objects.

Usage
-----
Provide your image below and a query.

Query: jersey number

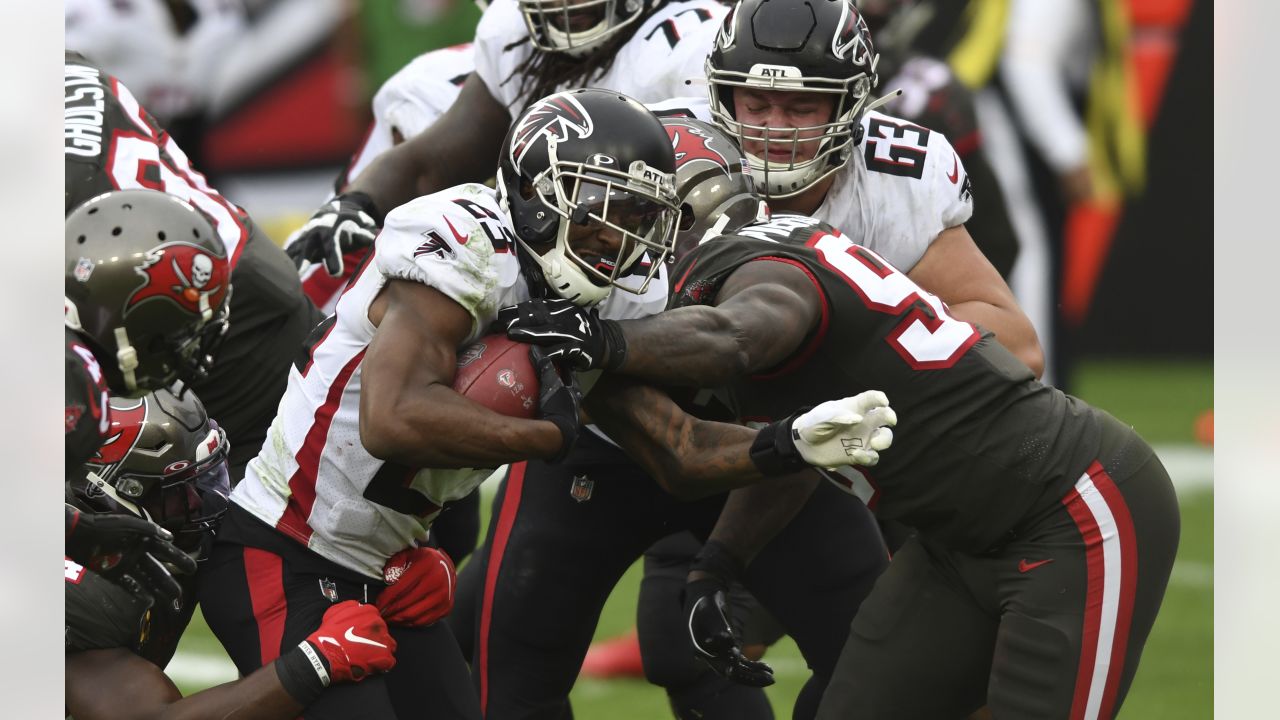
[644,8,714,49]
[864,117,930,179]
[810,233,978,369]
[107,132,248,260]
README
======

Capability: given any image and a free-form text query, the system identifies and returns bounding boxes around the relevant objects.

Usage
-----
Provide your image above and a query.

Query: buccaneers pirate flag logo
[125,241,229,318]
[666,122,734,175]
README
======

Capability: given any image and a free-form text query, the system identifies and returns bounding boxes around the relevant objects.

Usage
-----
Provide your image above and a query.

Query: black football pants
[455,432,889,720]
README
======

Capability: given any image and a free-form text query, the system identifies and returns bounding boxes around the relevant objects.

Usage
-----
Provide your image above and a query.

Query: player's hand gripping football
[285,192,382,276]
[683,539,774,687]
[531,346,583,462]
[497,298,627,371]
[65,503,197,611]
[789,391,897,469]
[376,546,457,627]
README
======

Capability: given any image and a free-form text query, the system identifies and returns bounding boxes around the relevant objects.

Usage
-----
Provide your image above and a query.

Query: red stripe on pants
[1063,479,1105,720]
[1088,462,1139,720]
[478,462,528,715]
[243,546,288,665]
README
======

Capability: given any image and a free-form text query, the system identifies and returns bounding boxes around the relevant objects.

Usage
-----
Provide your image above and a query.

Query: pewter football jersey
[474,0,724,116]
[232,184,666,578]
[810,110,974,272]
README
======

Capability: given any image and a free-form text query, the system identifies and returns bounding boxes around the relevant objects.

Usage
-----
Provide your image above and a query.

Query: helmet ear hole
[678,203,696,232]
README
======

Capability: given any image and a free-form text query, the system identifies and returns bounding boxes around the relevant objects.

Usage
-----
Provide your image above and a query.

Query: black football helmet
[516,0,656,56]
[497,88,680,306]
[661,116,769,260]
[707,0,881,198]
[66,189,232,397]
[71,384,231,561]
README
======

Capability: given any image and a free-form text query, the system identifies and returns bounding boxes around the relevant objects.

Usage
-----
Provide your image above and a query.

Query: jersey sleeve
[374,186,521,338]
[372,46,474,140]
[923,125,975,231]
[859,111,975,271]
[622,1,725,102]
[65,332,110,481]
[472,0,528,113]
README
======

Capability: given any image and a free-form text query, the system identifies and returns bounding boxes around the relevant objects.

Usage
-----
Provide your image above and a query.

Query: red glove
[376,546,457,627]
[302,600,397,684]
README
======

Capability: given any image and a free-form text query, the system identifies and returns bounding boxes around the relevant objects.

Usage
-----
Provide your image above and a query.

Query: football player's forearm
[345,142,425,220]
[158,665,303,720]
[947,300,1045,378]
[702,474,820,572]
[362,383,563,468]
[588,377,764,499]
[614,307,754,386]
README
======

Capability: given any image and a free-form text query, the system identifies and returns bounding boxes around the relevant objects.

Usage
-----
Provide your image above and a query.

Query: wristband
[691,539,746,586]
[598,319,628,371]
[748,409,810,476]
[274,641,330,706]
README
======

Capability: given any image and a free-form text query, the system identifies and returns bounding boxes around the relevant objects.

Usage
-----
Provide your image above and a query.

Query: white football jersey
[474,0,725,116]
[233,184,666,578]
[811,110,974,272]
[343,44,477,187]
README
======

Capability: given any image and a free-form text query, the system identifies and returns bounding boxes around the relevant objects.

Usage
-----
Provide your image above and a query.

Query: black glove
[530,346,582,462]
[498,298,627,372]
[65,504,197,612]
[285,192,383,276]
[683,540,775,687]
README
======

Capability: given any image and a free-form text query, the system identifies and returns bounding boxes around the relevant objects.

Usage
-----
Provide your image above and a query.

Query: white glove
[790,391,896,469]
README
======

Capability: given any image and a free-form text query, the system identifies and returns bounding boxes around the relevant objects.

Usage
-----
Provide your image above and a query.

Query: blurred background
[64,0,1212,717]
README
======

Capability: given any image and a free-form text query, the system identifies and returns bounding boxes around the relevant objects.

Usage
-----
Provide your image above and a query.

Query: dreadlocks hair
[501,0,671,115]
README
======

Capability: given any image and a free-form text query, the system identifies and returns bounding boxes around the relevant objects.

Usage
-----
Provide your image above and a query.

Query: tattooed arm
[586,375,779,499]
[610,259,823,386]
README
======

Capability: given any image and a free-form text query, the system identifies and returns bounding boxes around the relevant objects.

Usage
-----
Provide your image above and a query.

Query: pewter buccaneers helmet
[517,0,656,56]
[660,116,769,260]
[707,0,881,198]
[66,189,231,397]
[497,88,680,306]
[72,385,231,560]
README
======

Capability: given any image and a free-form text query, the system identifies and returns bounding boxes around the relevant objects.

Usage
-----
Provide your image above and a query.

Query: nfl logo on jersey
[569,475,594,503]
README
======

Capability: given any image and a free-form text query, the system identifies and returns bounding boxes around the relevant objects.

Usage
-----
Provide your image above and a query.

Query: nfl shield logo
[319,578,339,603]
[569,474,594,503]
[73,257,95,282]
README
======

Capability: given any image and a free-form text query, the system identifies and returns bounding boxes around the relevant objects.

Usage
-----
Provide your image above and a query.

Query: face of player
[540,0,608,32]
[561,182,666,283]
[732,88,837,165]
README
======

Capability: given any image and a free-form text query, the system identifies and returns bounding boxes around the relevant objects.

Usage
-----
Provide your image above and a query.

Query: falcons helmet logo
[666,123,733,175]
[92,398,148,466]
[510,93,594,167]
[125,241,229,317]
[832,1,874,67]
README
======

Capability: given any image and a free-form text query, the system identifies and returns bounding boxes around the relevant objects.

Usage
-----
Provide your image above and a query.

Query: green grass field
[173,358,1213,717]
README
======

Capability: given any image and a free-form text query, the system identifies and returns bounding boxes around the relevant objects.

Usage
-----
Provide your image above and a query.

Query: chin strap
[862,87,903,117]
[84,471,151,522]
[114,326,140,394]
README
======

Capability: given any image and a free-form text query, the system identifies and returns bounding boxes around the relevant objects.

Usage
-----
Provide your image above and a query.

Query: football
[452,334,540,419]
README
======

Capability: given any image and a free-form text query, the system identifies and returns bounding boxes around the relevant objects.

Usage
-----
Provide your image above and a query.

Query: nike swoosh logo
[947,154,960,184]
[443,217,469,245]
[344,627,389,648]
[1018,558,1054,573]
